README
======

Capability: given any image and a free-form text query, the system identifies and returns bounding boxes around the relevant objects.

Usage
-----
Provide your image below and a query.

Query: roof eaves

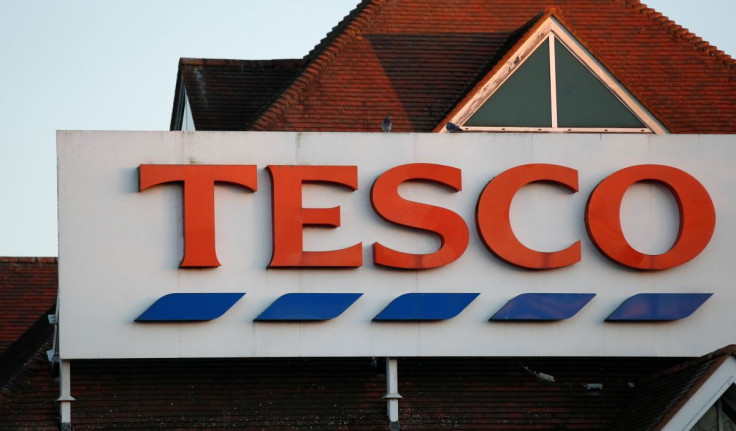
[652,345,736,430]
[0,257,57,264]
[624,0,736,70]
[178,58,305,68]
[251,0,386,131]
[170,65,183,131]
[611,346,736,430]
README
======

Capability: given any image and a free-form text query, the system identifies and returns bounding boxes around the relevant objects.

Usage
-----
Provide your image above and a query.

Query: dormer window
[442,17,668,134]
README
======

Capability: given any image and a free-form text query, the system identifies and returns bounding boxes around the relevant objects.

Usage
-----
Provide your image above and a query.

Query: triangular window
[444,17,666,134]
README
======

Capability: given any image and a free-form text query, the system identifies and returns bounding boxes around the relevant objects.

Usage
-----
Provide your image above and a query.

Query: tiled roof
[0,252,724,430]
[241,0,736,133]
[611,345,736,431]
[0,339,57,428]
[0,257,57,355]
[172,58,305,131]
[1,351,686,430]
[397,357,683,430]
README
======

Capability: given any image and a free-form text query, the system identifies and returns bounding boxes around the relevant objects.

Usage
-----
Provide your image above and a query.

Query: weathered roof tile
[172,58,305,131]
[0,257,57,356]
[238,0,736,133]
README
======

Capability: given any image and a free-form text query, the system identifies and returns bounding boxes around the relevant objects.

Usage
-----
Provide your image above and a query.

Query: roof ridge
[0,257,57,263]
[622,0,736,69]
[303,0,375,62]
[251,0,387,131]
[178,58,305,68]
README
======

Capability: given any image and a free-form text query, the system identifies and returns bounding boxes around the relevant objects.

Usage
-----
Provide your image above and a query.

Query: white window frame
[182,88,196,132]
[441,17,668,134]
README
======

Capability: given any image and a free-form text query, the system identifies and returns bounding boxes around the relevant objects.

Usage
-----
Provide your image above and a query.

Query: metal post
[58,360,75,430]
[383,357,401,431]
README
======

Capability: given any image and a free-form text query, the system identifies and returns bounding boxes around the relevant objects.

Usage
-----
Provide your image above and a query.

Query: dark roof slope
[398,357,684,430]
[171,58,305,131]
[0,354,686,430]
[611,345,736,431]
[0,257,57,355]
[0,338,57,428]
[245,0,736,133]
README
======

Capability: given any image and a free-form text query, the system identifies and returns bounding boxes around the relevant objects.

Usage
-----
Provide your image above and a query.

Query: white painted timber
[661,357,736,431]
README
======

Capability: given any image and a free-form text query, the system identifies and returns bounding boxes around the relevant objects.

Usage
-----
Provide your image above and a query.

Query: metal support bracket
[47,304,60,366]
[58,360,74,430]
[384,357,401,430]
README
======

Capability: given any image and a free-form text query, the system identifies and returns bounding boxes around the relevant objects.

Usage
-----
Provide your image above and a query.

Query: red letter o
[585,165,715,270]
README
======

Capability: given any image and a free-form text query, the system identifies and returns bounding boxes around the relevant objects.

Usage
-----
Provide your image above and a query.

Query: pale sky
[0,0,734,257]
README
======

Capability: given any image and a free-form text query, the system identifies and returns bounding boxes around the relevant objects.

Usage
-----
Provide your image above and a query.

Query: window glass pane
[691,404,718,431]
[722,398,736,431]
[466,40,551,127]
[725,414,736,431]
[555,39,645,128]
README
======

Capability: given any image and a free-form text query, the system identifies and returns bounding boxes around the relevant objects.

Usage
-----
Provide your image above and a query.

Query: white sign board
[57,131,736,359]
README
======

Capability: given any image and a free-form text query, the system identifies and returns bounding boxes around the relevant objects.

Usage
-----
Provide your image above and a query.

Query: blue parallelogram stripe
[606,293,712,322]
[491,293,595,321]
[136,293,245,322]
[373,293,479,321]
[256,293,362,321]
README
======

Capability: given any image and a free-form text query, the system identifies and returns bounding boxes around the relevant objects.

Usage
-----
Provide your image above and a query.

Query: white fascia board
[662,356,736,431]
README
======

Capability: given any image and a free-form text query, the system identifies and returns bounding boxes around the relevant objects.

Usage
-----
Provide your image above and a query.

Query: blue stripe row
[135,292,712,323]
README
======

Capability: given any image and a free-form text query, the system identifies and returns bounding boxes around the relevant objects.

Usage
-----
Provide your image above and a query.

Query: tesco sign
[57,132,734,359]
[139,163,714,271]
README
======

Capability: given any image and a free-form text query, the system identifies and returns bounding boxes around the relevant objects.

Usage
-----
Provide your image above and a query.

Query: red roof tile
[244,0,736,133]
[172,58,305,131]
[0,339,58,428]
[611,345,736,430]
[6,1,736,427]
[2,351,688,430]
[397,357,684,430]
[0,257,57,355]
